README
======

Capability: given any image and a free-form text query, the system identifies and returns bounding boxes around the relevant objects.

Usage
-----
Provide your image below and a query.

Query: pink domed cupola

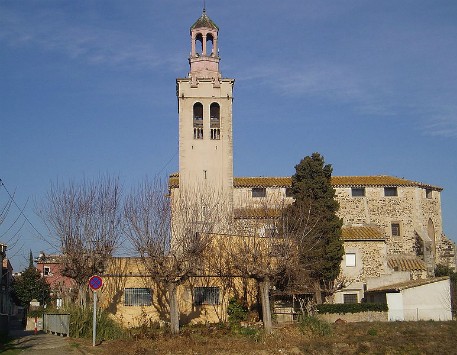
[189,8,221,81]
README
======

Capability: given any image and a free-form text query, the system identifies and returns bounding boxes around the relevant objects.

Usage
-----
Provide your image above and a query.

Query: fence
[43,313,70,336]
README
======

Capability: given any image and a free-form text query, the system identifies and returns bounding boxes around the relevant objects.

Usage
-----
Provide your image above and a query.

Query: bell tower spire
[189,8,220,81]
[176,10,235,197]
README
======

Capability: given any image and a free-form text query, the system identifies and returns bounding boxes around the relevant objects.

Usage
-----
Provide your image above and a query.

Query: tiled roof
[367,276,449,293]
[234,177,291,188]
[191,10,219,31]
[168,174,442,191]
[341,226,386,241]
[387,256,427,271]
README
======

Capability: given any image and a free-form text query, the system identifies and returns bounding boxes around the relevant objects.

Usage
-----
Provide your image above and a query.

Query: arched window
[193,102,203,139]
[210,102,220,140]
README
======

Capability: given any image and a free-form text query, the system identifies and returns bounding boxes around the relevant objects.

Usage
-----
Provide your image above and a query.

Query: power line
[0,178,55,249]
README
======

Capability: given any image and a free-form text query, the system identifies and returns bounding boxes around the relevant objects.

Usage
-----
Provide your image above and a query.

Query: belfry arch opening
[193,102,203,139]
[210,102,220,140]
[195,33,204,56]
[206,33,214,56]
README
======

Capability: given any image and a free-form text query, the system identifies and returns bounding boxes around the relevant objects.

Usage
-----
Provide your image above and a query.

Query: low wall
[317,311,388,323]
[0,314,8,335]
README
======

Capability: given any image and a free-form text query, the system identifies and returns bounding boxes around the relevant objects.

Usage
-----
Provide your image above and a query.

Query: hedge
[317,303,388,314]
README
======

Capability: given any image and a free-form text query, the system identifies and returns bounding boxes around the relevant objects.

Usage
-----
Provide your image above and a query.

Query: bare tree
[222,199,299,334]
[40,177,122,306]
[123,179,231,334]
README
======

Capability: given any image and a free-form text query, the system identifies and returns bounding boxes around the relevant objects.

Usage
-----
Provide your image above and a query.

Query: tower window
[426,188,432,199]
[193,103,203,140]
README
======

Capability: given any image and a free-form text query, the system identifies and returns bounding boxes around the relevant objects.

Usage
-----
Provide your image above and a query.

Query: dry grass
[74,321,457,355]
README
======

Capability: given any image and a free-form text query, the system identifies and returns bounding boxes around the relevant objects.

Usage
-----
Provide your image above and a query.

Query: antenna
[203,0,206,13]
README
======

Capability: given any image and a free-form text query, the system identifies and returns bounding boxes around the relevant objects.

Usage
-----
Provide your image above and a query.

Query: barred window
[124,288,152,306]
[343,293,358,304]
[391,223,401,237]
[384,187,398,196]
[193,287,220,305]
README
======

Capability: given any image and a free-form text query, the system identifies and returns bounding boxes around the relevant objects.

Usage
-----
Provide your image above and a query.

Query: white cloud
[0,7,180,72]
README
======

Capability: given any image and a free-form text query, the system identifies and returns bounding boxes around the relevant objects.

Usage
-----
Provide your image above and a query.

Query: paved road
[7,317,98,354]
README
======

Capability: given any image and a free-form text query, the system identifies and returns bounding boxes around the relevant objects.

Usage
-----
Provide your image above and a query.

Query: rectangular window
[285,188,294,198]
[384,187,398,196]
[252,188,266,198]
[193,287,220,305]
[345,253,356,267]
[351,187,365,197]
[391,223,401,237]
[426,188,432,199]
[343,293,358,304]
[43,266,51,276]
[124,288,152,306]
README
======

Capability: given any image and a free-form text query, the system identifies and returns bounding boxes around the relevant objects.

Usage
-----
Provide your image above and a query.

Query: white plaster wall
[401,279,452,321]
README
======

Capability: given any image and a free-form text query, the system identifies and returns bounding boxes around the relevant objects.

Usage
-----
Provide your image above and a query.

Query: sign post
[89,275,103,347]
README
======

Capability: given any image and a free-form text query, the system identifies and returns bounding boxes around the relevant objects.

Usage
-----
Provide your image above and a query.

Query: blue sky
[1,1,457,271]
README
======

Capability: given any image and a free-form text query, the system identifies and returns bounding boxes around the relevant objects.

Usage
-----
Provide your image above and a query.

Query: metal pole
[92,291,97,346]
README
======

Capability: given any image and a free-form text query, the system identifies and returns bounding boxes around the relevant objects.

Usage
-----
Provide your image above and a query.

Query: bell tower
[176,9,234,198]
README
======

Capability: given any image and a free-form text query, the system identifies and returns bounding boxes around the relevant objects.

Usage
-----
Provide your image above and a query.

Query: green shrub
[298,316,332,336]
[317,303,388,314]
[227,298,248,324]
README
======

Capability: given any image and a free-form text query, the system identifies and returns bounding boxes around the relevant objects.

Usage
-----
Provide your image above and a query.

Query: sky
[1,0,457,271]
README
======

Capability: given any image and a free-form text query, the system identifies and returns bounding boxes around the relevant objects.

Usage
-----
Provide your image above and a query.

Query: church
[169,8,456,305]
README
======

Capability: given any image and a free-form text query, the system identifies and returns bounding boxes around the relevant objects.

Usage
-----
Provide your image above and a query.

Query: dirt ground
[4,321,456,354]
[89,321,457,355]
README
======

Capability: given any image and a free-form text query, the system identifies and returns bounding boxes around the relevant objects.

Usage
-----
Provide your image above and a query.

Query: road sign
[89,275,103,291]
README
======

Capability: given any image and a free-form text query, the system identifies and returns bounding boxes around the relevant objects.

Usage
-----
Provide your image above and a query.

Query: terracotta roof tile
[341,226,386,241]
[387,256,427,271]
[168,174,442,191]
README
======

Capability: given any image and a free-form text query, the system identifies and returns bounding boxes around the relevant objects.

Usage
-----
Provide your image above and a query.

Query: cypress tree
[284,152,343,300]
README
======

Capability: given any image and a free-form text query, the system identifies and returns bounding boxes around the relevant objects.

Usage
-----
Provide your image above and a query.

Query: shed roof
[366,276,449,293]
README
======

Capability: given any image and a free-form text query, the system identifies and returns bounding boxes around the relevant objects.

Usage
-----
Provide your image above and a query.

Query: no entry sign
[89,275,103,291]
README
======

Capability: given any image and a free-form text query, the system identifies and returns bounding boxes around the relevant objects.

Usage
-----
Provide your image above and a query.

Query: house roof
[366,276,449,293]
[169,174,442,191]
[190,10,219,31]
[341,225,386,241]
[387,256,427,272]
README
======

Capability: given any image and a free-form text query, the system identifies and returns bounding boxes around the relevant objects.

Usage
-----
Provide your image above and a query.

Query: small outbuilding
[366,276,452,321]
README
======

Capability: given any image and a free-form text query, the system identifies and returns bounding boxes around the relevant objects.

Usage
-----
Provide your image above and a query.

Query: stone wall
[317,311,388,323]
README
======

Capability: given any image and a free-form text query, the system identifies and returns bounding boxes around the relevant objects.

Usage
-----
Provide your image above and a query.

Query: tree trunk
[259,279,272,334]
[168,282,179,335]
[314,280,322,304]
